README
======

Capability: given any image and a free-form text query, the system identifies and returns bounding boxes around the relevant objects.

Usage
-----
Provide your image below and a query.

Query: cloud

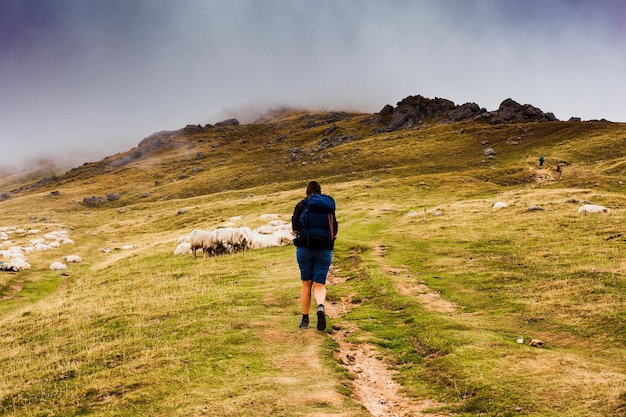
[1,0,625,170]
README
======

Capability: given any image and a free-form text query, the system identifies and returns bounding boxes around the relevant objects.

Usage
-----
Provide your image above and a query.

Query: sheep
[259,214,281,220]
[274,229,295,245]
[0,262,19,272]
[177,235,190,243]
[63,255,82,263]
[189,229,218,257]
[578,204,610,214]
[493,202,508,209]
[267,220,288,227]
[275,223,292,231]
[248,229,294,249]
[189,230,206,257]
[214,228,240,254]
[183,225,288,257]
[121,244,136,250]
[174,242,191,255]
[211,227,252,255]
[44,231,69,241]
[34,243,53,251]
[0,250,11,259]
[254,225,278,235]
[49,262,67,271]
[10,258,30,270]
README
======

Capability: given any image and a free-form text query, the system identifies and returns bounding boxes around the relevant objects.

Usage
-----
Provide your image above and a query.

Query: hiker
[292,181,338,331]
[556,163,563,180]
[539,155,544,168]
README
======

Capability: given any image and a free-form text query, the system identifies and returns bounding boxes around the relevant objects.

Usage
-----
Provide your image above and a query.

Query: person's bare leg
[313,282,326,306]
[301,280,313,314]
[299,280,313,329]
[314,282,327,330]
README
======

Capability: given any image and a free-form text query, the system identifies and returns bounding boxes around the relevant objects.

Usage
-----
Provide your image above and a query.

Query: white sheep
[493,202,508,209]
[267,220,288,227]
[0,262,19,272]
[174,242,191,255]
[212,227,252,255]
[177,235,190,243]
[63,255,82,263]
[121,244,136,250]
[34,243,53,251]
[10,258,30,270]
[214,228,239,254]
[189,229,218,257]
[49,262,67,271]
[254,225,278,235]
[259,214,281,220]
[44,231,69,241]
[0,250,11,259]
[578,204,610,214]
[248,229,294,249]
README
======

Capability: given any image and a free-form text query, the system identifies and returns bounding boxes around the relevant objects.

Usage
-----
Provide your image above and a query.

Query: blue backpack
[298,194,337,250]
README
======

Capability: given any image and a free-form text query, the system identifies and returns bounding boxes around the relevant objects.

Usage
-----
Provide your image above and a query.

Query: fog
[1,0,625,171]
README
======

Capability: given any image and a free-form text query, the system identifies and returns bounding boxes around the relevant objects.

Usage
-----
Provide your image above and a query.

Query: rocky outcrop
[377,95,558,132]
[475,98,557,124]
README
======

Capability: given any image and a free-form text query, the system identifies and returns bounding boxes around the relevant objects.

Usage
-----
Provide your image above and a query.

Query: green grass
[1,113,626,416]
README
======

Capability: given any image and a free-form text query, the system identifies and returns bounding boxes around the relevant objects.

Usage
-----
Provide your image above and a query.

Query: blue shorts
[296,246,333,284]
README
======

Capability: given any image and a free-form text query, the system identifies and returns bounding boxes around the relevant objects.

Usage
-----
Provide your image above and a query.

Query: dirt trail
[325,257,451,417]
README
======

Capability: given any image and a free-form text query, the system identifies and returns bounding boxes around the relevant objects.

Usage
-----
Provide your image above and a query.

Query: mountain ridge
[0,94,619,203]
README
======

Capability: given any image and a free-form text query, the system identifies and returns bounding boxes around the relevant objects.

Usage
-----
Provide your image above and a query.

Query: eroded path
[325,246,454,417]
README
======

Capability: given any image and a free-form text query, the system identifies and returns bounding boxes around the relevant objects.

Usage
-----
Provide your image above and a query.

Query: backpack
[297,194,337,250]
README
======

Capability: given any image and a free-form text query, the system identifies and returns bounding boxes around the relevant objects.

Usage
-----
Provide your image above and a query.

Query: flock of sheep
[0,227,81,272]
[174,217,295,257]
[2,202,611,273]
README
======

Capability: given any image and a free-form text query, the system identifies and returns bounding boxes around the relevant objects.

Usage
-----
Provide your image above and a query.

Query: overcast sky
[1,0,625,170]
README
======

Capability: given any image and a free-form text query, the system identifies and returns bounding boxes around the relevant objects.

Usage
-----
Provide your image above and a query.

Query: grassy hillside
[1,110,626,416]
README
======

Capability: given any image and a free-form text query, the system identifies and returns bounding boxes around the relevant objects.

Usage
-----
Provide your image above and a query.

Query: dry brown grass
[1,113,626,416]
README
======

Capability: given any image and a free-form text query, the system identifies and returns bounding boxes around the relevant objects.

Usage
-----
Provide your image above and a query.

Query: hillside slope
[1,97,626,416]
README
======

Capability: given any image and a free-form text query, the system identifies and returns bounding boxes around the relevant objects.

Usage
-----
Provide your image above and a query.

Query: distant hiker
[539,155,544,168]
[292,180,338,331]
[556,163,563,180]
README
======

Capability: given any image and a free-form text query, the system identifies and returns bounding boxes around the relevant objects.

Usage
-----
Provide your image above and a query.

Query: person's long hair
[306,181,321,196]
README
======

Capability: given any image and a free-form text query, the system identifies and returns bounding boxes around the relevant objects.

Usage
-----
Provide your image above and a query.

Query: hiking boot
[299,316,310,329]
[316,304,326,331]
